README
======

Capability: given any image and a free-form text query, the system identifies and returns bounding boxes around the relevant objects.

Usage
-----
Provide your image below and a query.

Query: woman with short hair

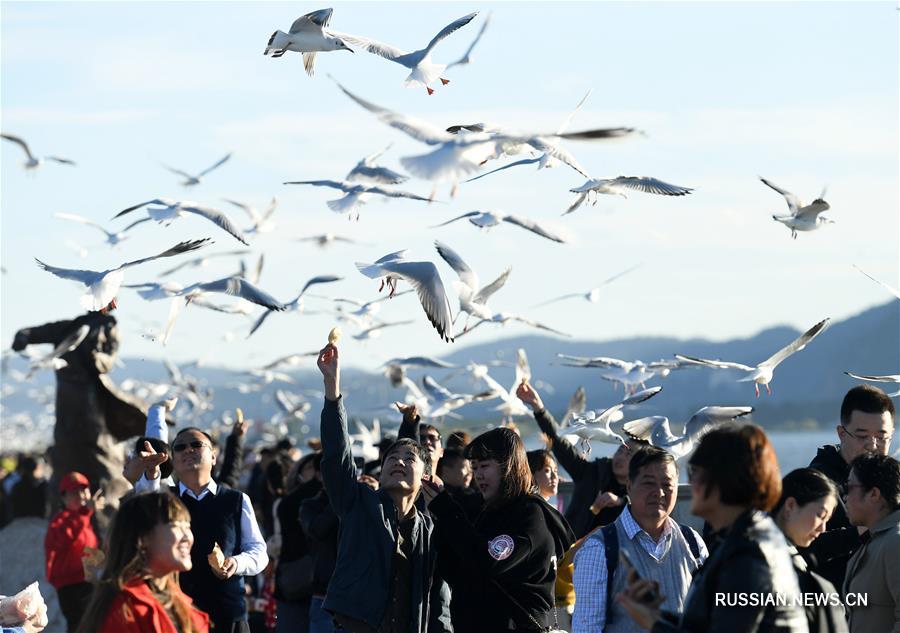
[616,424,809,633]
[423,428,575,632]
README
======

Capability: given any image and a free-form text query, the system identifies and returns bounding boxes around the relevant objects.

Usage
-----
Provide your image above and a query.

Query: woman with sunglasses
[616,424,809,633]
[423,427,575,632]
[76,491,209,633]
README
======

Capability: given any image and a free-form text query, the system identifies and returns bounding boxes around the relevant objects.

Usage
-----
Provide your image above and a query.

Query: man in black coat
[804,384,895,589]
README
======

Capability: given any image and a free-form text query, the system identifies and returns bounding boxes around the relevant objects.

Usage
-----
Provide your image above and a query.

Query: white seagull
[113,198,249,245]
[26,324,90,379]
[156,249,249,277]
[432,210,568,244]
[352,319,415,341]
[36,239,211,311]
[248,275,344,337]
[844,372,900,398]
[557,355,662,394]
[283,179,432,220]
[676,317,831,397]
[296,233,364,249]
[223,197,278,238]
[853,265,900,300]
[535,264,641,307]
[564,176,694,215]
[760,177,832,239]
[341,12,479,94]
[54,213,150,248]
[423,374,495,418]
[434,240,510,329]
[356,250,455,342]
[468,349,532,421]
[263,8,355,76]
[163,153,231,187]
[457,311,571,340]
[445,12,491,70]
[346,144,408,185]
[331,290,413,330]
[564,387,664,453]
[1,133,75,169]
[623,406,754,459]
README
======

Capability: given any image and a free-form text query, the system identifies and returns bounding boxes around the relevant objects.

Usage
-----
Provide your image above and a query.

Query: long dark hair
[771,468,839,516]
[76,492,199,633]
[465,428,531,506]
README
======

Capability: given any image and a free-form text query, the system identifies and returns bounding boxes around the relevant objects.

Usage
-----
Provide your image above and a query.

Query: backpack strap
[678,523,701,560]
[602,523,619,625]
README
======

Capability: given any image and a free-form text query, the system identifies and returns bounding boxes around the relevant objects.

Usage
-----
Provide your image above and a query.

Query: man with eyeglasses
[137,426,268,633]
[805,384,895,590]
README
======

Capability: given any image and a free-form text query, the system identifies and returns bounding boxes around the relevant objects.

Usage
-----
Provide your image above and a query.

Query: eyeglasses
[173,440,210,452]
[420,433,442,445]
[840,426,893,445]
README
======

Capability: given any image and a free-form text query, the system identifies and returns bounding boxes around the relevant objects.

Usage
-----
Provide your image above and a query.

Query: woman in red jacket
[76,491,209,633]
[44,471,100,631]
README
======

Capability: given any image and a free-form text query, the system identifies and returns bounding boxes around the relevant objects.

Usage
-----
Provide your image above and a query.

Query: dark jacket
[430,491,575,632]
[274,478,321,601]
[803,445,862,589]
[651,510,810,633]
[299,488,339,597]
[320,397,443,633]
[532,408,626,537]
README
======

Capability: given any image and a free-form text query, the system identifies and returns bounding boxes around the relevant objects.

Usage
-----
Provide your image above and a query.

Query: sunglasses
[173,440,210,452]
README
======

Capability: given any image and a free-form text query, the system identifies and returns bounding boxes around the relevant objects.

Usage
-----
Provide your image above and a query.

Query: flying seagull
[295,233,363,249]
[623,406,754,459]
[844,372,900,398]
[1,133,75,169]
[54,213,150,248]
[853,265,900,300]
[434,240,510,329]
[162,153,231,187]
[283,179,431,220]
[263,8,355,76]
[563,387,664,453]
[248,275,344,337]
[676,318,831,397]
[223,197,278,238]
[36,239,211,311]
[445,12,491,70]
[346,144,408,185]
[156,249,249,278]
[760,177,832,239]
[356,250,455,342]
[455,312,570,340]
[564,176,694,215]
[113,198,249,245]
[340,12,479,94]
[535,264,641,307]
[432,210,567,244]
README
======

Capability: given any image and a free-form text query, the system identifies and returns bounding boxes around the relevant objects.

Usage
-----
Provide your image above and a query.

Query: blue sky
[2,1,897,371]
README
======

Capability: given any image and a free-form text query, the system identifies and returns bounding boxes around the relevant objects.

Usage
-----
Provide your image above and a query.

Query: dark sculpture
[12,302,148,518]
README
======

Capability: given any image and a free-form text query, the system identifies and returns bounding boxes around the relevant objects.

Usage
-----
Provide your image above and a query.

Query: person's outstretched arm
[218,408,249,488]
[516,381,589,480]
[12,319,75,349]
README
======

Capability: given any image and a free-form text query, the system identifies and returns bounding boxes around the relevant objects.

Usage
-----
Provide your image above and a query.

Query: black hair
[526,449,555,476]
[172,426,215,447]
[628,445,677,482]
[380,438,427,467]
[771,468,840,515]
[419,423,442,442]
[465,428,531,504]
[850,453,900,511]
[436,448,466,479]
[841,385,895,426]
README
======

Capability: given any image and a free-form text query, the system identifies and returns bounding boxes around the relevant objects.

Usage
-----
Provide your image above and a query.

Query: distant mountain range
[3,301,897,450]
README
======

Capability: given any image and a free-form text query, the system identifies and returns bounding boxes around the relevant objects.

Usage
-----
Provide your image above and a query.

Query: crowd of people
[1,342,898,633]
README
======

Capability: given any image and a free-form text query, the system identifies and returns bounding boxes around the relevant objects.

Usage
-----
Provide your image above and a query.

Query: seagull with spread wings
[434,240,510,329]
[247,275,344,337]
[54,213,150,248]
[283,179,432,220]
[534,264,641,307]
[356,250,455,342]
[222,197,278,238]
[844,372,900,398]
[432,210,568,244]
[35,239,211,311]
[263,8,355,75]
[760,177,832,239]
[468,349,532,422]
[564,176,694,215]
[457,311,571,341]
[340,12,479,94]
[445,12,491,70]
[563,387,664,454]
[623,406,754,459]
[162,153,231,187]
[676,318,831,397]
[113,198,249,245]
[345,144,408,185]
[1,133,75,169]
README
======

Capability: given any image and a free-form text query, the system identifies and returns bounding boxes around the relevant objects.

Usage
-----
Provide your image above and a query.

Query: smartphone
[619,550,658,603]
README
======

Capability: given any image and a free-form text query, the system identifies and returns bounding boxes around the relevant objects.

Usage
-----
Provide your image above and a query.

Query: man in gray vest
[572,446,707,633]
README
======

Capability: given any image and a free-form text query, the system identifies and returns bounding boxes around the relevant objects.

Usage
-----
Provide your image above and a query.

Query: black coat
[274,478,322,601]
[802,445,862,589]
[652,511,810,633]
[298,487,338,597]
[532,408,626,537]
[430,491,574,632]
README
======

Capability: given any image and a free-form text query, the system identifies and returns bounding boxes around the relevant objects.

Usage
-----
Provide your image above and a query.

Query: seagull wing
[378,260,455,342]
[298,274,344,299]
[795,200,831,221]
[189,277,285,311]
[474,266,511,304]
[533,293,583,307]
[422,12,479,56]
[674,354,754,372]
[339,33,409,64]
[385,356,456,369]
[463,157,541,183]
[434,240,479,291]
[556,127,639,141]
[621,386,663,405]
[624,416,675,446]
[556,89,593,135]
[122,217,152,233]
[759,318,830,369]
[54,213,114,239]
[197,153,231,178]
[684,406,754,441]
[515,348,532,385]
[601,263,643,286]
[119,239,212,271]
[527,137,590,178]
[291,8,333,32]
[163,165,195,180]
[113,199,163,219]
[608,176,694,196]
[35,259,99,285]
[180,204,249,245]
[423,375,454,400]
[1,133,35,161]
[853,265,900,300]
[563,192,589,216]
[509,315,571,337]
[39,324,91,364]
[363,185,431,202]
[502,213,567,243]
[446,12,490,68]
[248,309,274,338]
[283,179,352,192]
[759,177,801,214]
[563,386,587,423]
[222,198,258,222]
[844,372,900,383]
[431,211,479,228]
[46,156,76,165]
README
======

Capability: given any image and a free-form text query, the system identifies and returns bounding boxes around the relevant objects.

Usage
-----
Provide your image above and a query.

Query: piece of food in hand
[327,326,342,345]
[81,546,106,582]
[208,542,226,570]
[0,582,45,626]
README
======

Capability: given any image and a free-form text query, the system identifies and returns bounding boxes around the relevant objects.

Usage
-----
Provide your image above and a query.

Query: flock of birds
[2,7,898,457]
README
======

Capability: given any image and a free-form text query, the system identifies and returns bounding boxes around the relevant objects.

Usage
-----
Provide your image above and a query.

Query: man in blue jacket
[316,341,451,633]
